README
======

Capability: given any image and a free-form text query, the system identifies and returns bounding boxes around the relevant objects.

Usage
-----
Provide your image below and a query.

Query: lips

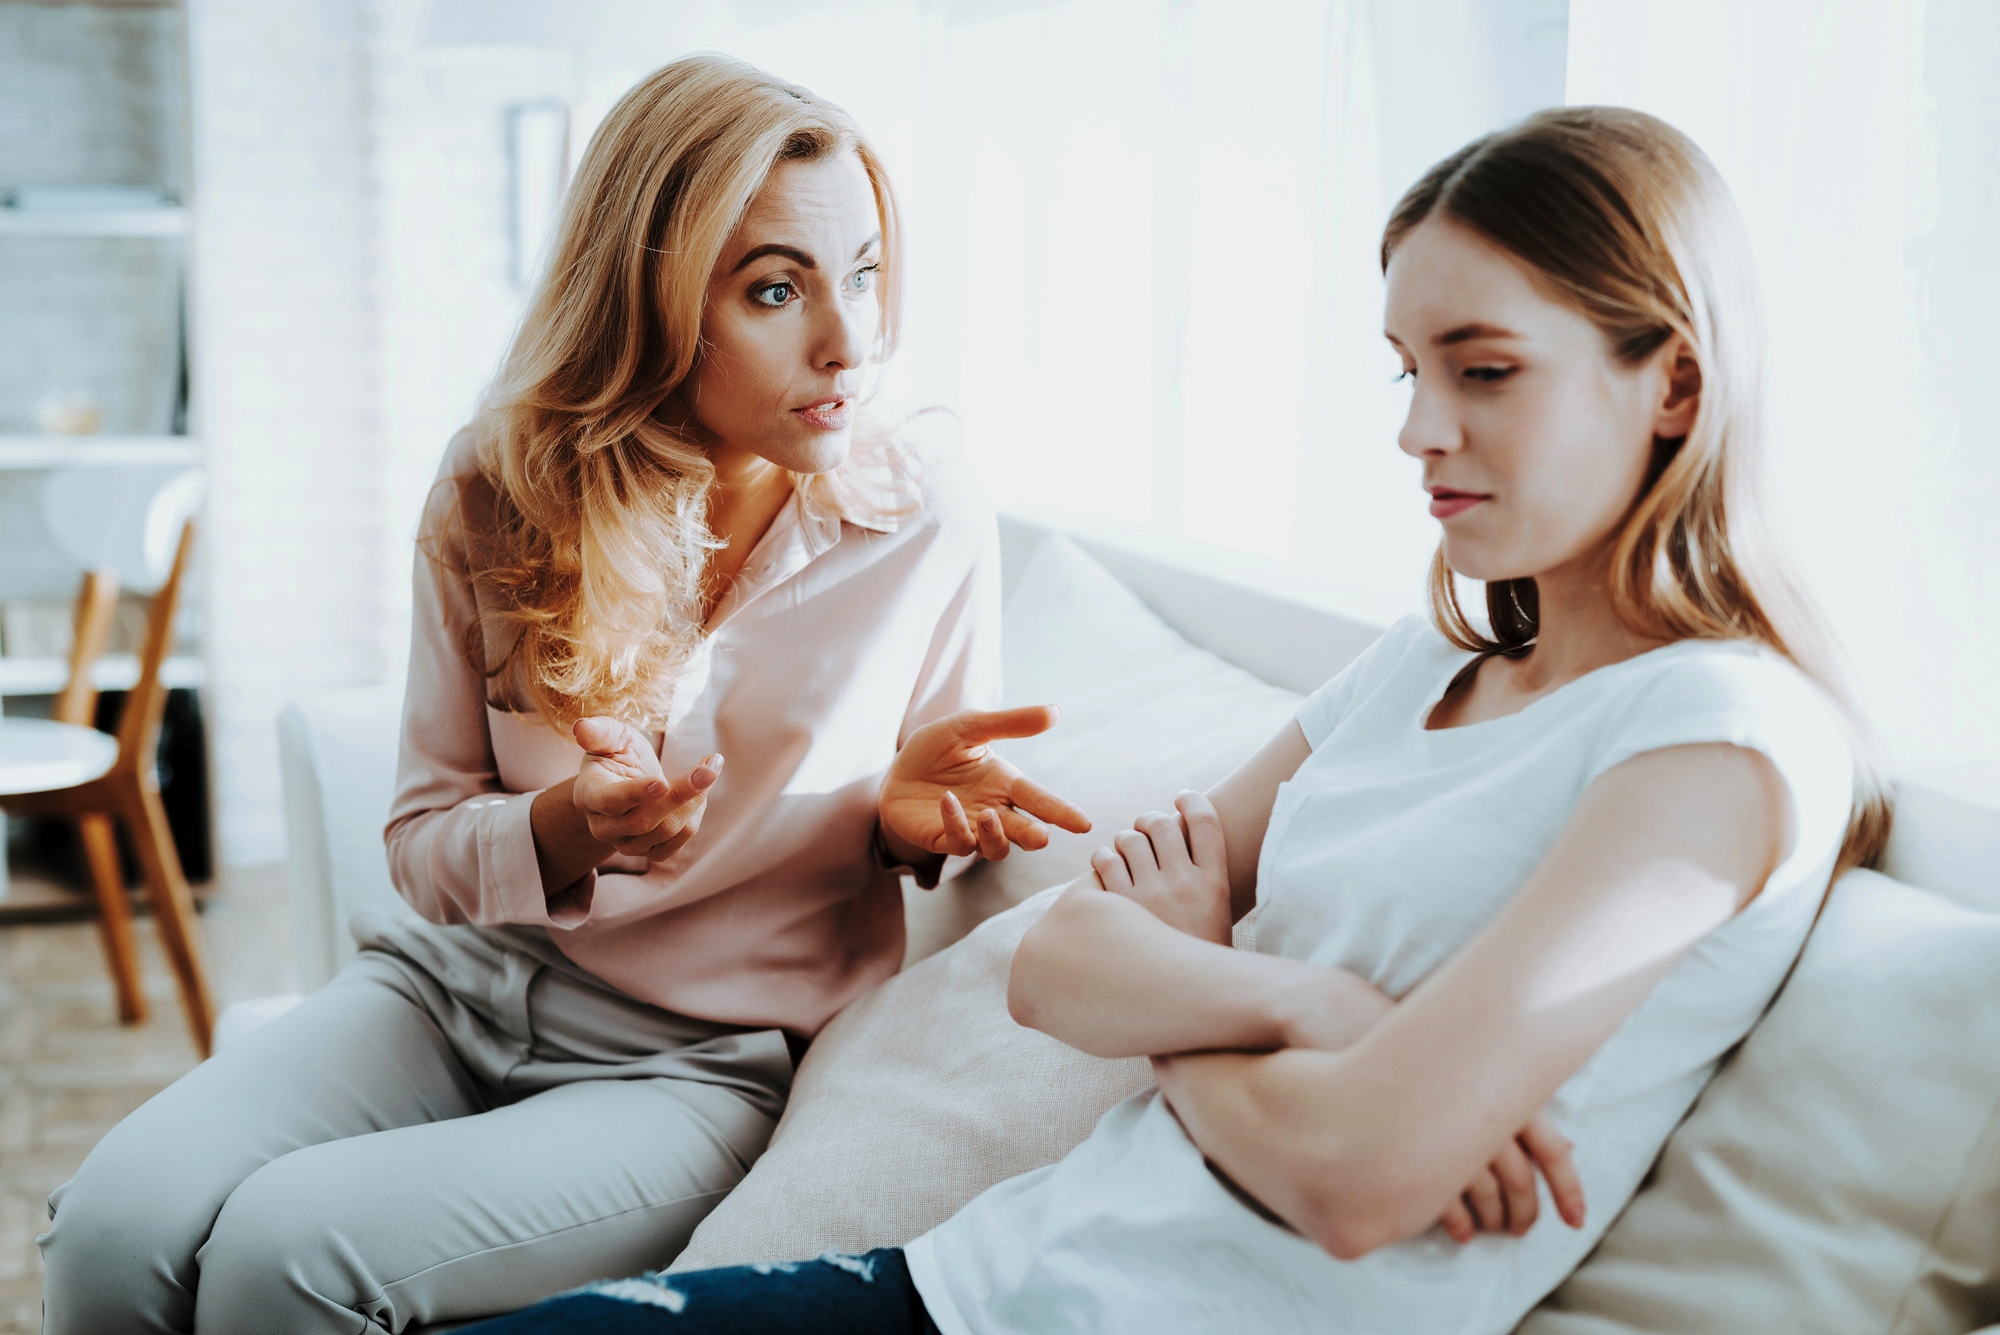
[792,396,851,431]
[1427,487,1490,519]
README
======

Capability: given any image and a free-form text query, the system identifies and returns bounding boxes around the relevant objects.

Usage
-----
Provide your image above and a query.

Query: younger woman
[40,56,1085,1334]
[468,106,1888,1335]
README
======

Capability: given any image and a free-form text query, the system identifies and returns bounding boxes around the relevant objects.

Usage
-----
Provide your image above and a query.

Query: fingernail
[707,753,724,770]
[944,791,962,812]
[691,768,715,791]
[646,781,665,798]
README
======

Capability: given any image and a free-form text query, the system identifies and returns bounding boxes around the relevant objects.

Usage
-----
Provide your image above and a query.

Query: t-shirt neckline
[1416,636,1718,737]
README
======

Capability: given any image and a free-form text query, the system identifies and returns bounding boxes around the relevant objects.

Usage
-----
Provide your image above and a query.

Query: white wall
[1567,0,2000,792]
[188,0,387,863]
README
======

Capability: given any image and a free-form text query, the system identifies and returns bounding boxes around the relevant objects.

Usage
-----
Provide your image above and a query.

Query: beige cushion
[674,887,1155,1268]
[1521,870,2000,1334]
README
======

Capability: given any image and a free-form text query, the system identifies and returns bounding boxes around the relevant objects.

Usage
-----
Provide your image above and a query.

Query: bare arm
[1007,719,1385,1060]
[1009,882,1393,1058]
[1153,743,1789,1260]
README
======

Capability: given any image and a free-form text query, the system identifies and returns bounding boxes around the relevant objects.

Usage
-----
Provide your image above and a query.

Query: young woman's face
[683,152,883,474]
[1383,218,1695,584]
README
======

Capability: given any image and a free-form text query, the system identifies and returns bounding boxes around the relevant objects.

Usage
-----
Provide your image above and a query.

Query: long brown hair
[455,54,909,730]
[1384,106,1891,872]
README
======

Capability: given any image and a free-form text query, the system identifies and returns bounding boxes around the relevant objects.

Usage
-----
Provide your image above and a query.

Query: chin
[777,429,852,476]
[1440,536,1532,586]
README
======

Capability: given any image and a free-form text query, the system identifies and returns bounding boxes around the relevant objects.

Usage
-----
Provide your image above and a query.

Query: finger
[951,704,1061,745]
[1135,810,1191,871]
[1004,773,1092,834]
[1113,829,1158,875]
[1090,845,1134,895]
[1175,791,1228,872]
[639,818,699,862]
[581,772,659,820]
[1439,1197,1476,1245]
[934,790,978,857]
[1490,1139,1540,1236]
[659,753,724,808]
[974,807,1010,862]
[996,806,1050,851]
[1521,1113,1587,1229]
[1465,1169,1504,1234]
[573,715,644,758]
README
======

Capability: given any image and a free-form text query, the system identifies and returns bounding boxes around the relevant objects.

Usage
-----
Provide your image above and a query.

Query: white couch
[265,509,2000,1332]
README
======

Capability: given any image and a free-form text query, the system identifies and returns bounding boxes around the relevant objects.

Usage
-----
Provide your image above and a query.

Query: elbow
[1291,1151,1438,1262]
[1006,910,1060,1030]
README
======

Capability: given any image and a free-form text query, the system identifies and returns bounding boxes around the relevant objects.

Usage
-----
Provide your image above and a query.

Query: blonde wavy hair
[452,54,910,730]
[1384,106,1891,872]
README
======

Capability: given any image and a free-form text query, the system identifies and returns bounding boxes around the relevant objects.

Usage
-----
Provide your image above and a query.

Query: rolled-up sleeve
[383,462,573,929]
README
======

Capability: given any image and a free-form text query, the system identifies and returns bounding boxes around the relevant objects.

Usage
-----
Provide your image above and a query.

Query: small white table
[0,717,119,898]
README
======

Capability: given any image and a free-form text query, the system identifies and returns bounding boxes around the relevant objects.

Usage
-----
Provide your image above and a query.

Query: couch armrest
[278,683,411,990]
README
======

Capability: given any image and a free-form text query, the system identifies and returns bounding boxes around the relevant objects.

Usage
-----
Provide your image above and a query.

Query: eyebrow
[730,233,882,275]
[1436,322,1522,346]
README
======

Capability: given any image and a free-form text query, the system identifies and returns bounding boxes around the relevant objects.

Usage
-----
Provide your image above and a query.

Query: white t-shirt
[907,616,1854,1335]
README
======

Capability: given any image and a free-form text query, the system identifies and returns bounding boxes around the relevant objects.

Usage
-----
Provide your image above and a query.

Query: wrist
[874,816,946,882]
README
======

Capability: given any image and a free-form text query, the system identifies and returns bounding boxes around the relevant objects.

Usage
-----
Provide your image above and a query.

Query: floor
[0,860,295,1334]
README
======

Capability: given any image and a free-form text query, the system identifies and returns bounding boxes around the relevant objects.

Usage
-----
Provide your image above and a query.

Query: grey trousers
[38,910,793,1335]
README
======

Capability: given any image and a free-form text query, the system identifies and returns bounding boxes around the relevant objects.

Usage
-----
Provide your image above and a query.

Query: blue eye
[752,281,794,308]
[846,264,879,294]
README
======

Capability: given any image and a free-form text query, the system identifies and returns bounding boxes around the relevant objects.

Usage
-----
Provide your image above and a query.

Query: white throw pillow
[674,887,1157,1269]
[1521,870,2000,1334]
[905,533,1306,962]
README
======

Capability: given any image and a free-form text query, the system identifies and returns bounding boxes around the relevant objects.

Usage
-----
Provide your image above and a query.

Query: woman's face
[1383,218,1697,584]
[682,152,884,474]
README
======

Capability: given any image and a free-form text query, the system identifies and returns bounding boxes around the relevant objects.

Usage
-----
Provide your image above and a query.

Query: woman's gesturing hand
[1438,1111,1586,1243]
[1088,791,1233,946]
[572,717,720,861]
[879,705,1092,864]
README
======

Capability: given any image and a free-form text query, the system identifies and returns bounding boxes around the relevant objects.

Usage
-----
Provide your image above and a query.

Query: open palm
[880,706,1091,861]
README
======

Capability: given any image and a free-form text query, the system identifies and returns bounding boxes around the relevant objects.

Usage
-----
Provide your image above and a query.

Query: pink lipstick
[793,396,851,431]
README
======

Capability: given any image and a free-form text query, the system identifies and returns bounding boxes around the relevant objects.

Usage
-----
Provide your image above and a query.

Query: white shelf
[0,653,203,697]
[0,437,199,469]
[0,206,187,239]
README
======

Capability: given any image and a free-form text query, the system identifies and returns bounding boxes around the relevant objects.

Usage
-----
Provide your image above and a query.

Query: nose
[1397,375,1461,460]
[810,284,875,375]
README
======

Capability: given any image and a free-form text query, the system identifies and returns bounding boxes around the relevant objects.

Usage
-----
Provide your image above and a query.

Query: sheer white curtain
[885,0,1567,623]
[1567,0,2000,784]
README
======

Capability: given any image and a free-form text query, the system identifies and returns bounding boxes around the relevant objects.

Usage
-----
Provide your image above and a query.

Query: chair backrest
[116,520,195,775]
[52,566,120,727]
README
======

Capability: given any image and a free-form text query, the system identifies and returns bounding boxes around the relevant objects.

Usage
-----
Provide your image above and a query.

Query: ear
[1653,336,1702,440]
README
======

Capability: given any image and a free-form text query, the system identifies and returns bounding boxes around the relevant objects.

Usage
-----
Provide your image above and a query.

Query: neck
[705,440,792,559]
[1508,549,1668,691]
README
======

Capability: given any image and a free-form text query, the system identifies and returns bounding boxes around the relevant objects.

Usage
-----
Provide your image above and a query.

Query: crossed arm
[1008,720,1788,1258]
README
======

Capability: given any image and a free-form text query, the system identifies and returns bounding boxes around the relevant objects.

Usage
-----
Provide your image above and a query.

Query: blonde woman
[40,56,1085,1334]
[472,107,1891,1335]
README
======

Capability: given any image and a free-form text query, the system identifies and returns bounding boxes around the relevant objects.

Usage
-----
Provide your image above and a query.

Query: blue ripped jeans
[459,1249,943,1334]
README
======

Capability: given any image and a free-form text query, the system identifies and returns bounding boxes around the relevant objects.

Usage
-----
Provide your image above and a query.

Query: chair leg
[77,813,147,1025]
[121,781,216,1057]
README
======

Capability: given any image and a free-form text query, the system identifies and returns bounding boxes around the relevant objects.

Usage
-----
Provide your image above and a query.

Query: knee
[40,1123,211,1334]
[194,1150,380,1335]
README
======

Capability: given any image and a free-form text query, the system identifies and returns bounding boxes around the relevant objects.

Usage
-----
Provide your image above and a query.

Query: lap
[199,1070,779,1330]
[458,1251,941,1335]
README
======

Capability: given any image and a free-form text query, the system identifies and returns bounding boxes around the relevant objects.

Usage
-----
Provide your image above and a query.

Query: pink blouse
[385,433,1000,1035]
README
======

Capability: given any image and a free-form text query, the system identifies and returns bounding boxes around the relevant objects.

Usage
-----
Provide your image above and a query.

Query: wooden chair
[3,523,216,1054]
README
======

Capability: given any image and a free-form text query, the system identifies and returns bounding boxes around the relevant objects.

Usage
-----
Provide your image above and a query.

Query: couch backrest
[279,508,1998,990]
